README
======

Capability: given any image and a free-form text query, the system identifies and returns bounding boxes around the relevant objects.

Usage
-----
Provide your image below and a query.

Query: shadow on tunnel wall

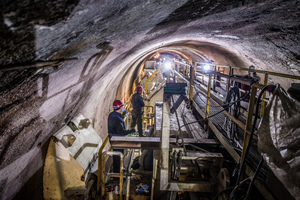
[0,0,80,165]
[0,0,80,63]
[146,0,243,37]
[0,39,113,199]
[0,1,113,198]
[0,0,80,91]
[0,1,81,199]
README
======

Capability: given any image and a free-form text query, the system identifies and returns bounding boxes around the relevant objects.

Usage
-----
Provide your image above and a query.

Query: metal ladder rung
[104,173,123,177]
[101,151,124,200]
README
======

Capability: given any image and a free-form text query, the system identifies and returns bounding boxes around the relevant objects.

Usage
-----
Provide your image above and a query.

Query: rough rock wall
[0,0,300,199]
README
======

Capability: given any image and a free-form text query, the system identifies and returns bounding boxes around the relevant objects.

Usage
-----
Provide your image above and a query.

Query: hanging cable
[230,177,252,200]
[179,91,249,129]
[236,84,276,185]
[195,87,249,108]
[245,157,264,200]
[213,186,235,200]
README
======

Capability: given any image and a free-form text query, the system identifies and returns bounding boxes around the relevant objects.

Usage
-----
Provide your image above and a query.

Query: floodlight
[203,64,210,71]
[164,61,172,69]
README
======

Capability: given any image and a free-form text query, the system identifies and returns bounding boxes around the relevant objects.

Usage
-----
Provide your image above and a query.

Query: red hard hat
[113,100,124,109]
[136,86,143,91]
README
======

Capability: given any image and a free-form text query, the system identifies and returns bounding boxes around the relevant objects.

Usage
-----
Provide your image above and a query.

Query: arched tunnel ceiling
[0,0,300,199]
[117,40,248,102]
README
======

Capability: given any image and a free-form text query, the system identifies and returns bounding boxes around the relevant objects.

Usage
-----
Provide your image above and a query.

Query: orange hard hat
[113,100,124,109]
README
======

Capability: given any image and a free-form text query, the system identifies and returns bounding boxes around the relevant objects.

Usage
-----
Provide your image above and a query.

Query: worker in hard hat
[145,124,152,137]
[240,65,261,99]
[108,100,135,139]
[108,100,136,177]
[131,86,145,137]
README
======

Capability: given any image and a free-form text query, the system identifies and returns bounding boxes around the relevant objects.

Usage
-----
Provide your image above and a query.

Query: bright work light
[164,61,172,69]
[203,64,210,71]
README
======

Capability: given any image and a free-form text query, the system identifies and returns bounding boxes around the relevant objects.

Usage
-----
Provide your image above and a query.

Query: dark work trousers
[113,149,124,176]
[131,112,143,136]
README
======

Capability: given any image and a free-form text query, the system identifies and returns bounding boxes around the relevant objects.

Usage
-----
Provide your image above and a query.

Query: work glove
[122,108,128,116]
[130,128,136,134]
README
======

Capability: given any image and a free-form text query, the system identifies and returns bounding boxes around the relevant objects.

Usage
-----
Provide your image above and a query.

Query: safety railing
[145,63,170,98]
[173,59,300,179]
[96,136,125,199]
[143,105,154,128]
[123,71,157,130]
[97,136,110,194]
[101,151,124,200]
[123,82,137,128]
[230,67,300,116]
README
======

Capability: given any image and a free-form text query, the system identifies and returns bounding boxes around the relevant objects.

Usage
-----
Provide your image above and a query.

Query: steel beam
[160,101,171,189]
[110,136,219,149]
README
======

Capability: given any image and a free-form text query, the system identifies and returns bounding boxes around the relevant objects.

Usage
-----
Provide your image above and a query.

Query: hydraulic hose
[179,91,249,129]
[236,85,276,185]
[245,157,264,200]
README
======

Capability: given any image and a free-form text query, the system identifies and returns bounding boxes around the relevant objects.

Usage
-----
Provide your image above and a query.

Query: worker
[240,65,261,98]
[145,124,152,137]
[131,85,145,137]
[108,100,136,177]
[145,125,151,133]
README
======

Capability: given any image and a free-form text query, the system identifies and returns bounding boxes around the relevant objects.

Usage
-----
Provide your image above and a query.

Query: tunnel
[0,0,300,200]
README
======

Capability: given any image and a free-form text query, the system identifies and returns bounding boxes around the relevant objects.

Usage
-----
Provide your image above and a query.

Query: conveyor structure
[43,58,300,200]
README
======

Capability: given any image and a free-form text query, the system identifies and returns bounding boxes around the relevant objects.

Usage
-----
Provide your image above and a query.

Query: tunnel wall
[1,0,300,199]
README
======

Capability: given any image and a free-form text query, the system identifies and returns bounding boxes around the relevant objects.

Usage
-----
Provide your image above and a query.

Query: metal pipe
[239,86,257,180]
[126,175,130,200]
[172,96,187,154]
[260,73,269,117]
[173,70,189,82]
[205,73,212,119]
[0,58,78,71]
[174,59,191,67]
[227,66,232,93]
[196,72,228,84]
[196,71,266,89]
[194,62,230,69]
[97,136,110,193]
[125,150,134,200]
[213,66,217,91]
[193,62,300,81]
[145,65,164,97]
[245,158,264,200]
[237,85,276,184]
[231,67,300,80]
[230,77,265,89]
[101,151,124,200]
[151,158,158,200]
[189,66,195,106]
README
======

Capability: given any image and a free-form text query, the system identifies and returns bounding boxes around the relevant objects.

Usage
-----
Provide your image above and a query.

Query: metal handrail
[143,105,154,126]
[145,64,171,98]
[231,67,300,80]
[101,151,124,200]
[97,136,110,194]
